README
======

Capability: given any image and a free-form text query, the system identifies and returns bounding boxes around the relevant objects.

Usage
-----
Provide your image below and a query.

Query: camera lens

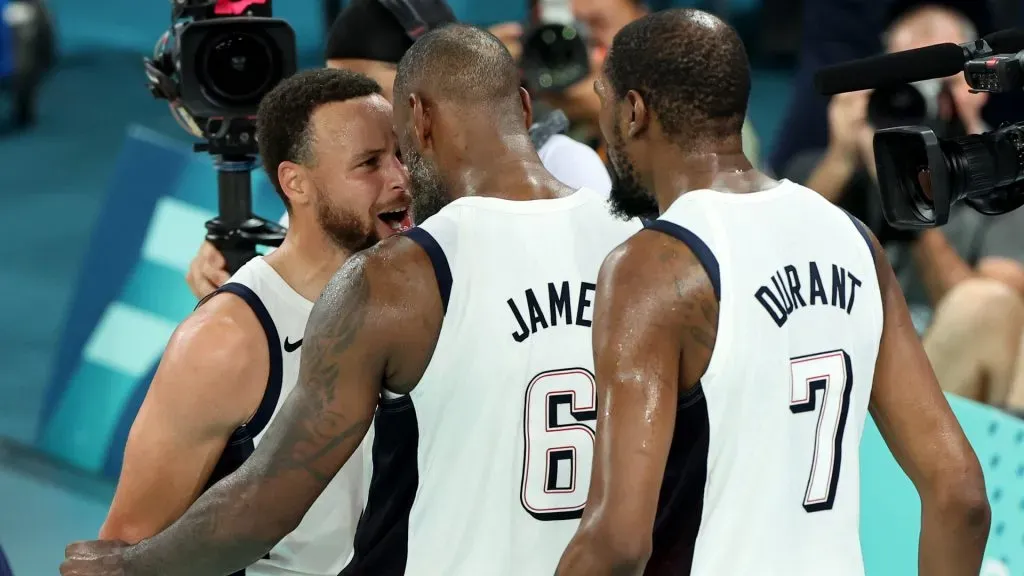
[200,31,278,107]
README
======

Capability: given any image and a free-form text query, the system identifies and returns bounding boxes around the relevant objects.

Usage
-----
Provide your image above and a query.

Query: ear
[625,89,649,139]
[277,161,309,207]
[519,86,534,129]
[410,92,433,154]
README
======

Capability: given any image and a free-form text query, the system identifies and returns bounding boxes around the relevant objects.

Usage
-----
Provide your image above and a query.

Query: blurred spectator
[492,0,760,165]
[789,4,1024,410]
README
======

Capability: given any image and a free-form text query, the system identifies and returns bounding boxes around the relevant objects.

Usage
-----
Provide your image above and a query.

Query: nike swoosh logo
[283,337,303,353]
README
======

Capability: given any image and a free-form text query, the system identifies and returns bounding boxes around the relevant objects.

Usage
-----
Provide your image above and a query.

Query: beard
[607,124,660,220]
[315,186,378,254]
[403,147,450,223]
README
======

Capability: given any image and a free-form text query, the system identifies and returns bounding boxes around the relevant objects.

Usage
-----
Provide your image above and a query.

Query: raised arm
[864,225,991,576]
[62,238,443,576]
[99,295,269,543]
[557,231,717,576]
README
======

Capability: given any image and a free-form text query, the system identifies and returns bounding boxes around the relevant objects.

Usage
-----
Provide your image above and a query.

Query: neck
[262,213,348,303]
[443,120,573,202]
[649,135,770,214]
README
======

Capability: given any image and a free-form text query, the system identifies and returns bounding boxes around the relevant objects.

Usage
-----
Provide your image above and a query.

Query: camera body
[145,0,296,156]
[873,45,1024,229]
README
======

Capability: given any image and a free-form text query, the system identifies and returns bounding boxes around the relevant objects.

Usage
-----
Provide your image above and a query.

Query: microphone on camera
[814,28,1024,95]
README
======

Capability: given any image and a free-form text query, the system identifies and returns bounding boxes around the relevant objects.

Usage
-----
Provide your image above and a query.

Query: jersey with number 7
[561,181,988,576]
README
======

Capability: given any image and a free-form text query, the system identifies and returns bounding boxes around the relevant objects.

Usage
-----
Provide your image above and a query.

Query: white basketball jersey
[341,188,643,575]
[651,181,883,576]
[220,257,366,576]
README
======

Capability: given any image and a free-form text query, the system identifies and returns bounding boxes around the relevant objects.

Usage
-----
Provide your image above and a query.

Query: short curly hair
[256,68,382,209]
[605,9,750,149]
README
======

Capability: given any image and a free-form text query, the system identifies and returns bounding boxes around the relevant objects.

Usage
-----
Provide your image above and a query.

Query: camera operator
[187,0,613,299]
[789,3,1024,409]
[99,69,408,575]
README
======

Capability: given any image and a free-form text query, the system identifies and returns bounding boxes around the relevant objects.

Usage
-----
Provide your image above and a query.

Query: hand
[61,540,129,575]
[186,241,230,299]
[488,22,523,62]
[948,74,988,135]
[826,90,871,162]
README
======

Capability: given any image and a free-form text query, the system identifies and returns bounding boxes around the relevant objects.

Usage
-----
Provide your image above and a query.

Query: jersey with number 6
[340,188,643,575]
[645,180,883,575]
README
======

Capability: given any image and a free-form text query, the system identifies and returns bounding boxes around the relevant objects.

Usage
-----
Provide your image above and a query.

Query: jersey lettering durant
[203,257,367,576]
[643,181,883,575]
[341,188,643,575]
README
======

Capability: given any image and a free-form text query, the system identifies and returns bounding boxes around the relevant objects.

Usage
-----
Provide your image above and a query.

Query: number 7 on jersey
[789,350,854,513]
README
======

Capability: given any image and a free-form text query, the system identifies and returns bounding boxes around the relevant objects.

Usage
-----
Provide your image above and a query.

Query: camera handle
[204,155,287,274]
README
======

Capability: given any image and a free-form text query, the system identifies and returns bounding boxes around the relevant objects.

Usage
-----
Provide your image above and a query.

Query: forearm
[804,148,856,203]
[918,496,991,576]
[912,230,975,305]
[121,471,292,576]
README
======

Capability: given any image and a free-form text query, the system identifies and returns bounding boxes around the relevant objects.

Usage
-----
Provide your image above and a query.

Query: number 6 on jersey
[789,350,854,513]
[520,368,598,521]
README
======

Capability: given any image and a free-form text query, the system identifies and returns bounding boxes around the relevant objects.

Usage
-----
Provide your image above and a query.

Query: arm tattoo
[122,259,378,576]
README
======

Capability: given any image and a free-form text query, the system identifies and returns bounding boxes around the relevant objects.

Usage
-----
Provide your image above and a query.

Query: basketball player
[61,25,640,576]
[186,0,612,300]
[556,10,990,576]
[85,69,410,576]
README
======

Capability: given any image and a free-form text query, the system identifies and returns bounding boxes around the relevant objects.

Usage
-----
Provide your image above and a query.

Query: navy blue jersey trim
[343,395,420,575]
[843,210,876,265]
[404,227,453,313]
[646,220,721,300]
[196,282,284,439]
[216,283,284,437]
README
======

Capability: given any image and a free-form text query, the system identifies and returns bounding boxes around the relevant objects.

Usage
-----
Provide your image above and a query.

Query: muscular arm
[557,231,717,576]
[117,238,442,576]
[100,295,269,543]
[865,226,991,575]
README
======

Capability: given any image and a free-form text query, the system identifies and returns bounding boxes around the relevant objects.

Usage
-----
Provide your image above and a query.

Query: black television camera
[518,0,590,96]
[815,28,1024,230]
[144,0,297,273]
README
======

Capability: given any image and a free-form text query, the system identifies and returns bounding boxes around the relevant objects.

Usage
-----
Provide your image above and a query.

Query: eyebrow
[353,147,387,163]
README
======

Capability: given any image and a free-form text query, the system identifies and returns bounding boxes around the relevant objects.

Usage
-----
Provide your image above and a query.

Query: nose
[386,152,409,192]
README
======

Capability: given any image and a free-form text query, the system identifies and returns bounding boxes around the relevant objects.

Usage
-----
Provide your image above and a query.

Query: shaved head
[395,24,523,113]
[393,24,532,223]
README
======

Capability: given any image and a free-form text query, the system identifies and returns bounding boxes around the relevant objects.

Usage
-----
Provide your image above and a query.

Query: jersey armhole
[646,219,722,300]
[403,227,453,313]
[842,210,876,265]
[195,282,284,439]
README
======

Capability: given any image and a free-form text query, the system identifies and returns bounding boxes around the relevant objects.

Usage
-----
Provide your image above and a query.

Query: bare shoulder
[151,292,270,425]
[599,230,718,380]
[312,235,444,394]
[601,229,717,316]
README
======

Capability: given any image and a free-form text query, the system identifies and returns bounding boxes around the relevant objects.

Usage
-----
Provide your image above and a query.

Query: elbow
[927,457,991,535]
[584,527,652,575]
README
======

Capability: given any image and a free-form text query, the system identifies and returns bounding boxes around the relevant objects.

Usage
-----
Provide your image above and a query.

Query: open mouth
[377,206,413,233]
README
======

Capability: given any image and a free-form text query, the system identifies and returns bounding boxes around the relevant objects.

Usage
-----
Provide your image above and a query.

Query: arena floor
[0,50,793,575]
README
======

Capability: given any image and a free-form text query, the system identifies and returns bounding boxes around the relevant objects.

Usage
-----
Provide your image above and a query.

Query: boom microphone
[814,28,1024,96]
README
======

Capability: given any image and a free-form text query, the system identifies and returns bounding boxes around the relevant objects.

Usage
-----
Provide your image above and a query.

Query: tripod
[204,155,287,274]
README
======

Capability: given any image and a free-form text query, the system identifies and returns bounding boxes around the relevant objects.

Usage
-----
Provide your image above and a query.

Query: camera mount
[144,0,295,273]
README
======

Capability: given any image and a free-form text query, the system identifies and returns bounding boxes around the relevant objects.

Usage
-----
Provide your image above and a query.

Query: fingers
[187,241,230,299]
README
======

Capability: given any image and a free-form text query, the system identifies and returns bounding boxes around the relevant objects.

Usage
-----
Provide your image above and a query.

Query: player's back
[649,181,883,576]
[342,188,643,575]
